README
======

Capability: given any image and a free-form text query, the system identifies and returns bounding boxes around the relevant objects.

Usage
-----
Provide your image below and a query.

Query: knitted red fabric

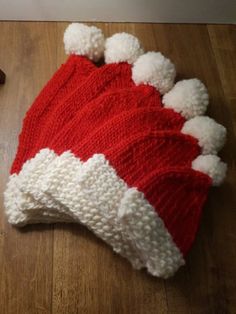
[136,167,211,255]
[11,55,96,175]
[103,131,200,185]
[30,62,135,158]
[48,86,170,152]
[48,107,187,156]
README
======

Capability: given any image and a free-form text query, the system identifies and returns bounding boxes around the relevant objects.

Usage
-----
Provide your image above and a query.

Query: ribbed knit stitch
[134,167,211,255]
[30,62,135,158]
[48,84,163,151]
[11,55,96,174]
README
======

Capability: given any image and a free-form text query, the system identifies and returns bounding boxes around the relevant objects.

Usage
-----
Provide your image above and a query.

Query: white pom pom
[63,23,105,62]
[132,52,176,94]
[181,116,226,154]
[104,33,143,64]
[162,79,209,119]
[192,155,227,186]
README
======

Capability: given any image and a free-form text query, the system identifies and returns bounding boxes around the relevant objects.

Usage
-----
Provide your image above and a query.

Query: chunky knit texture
[11,55,96,175]
[48,85,163,150]
[50,108,186,156]
[30,62,135,158]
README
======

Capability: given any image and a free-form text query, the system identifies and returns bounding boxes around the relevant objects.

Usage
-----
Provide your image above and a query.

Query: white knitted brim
[4,174,74,226]
[6,149,143,270]
[5,150,80,225]
[17,148,184,278]
[17,149,70,215]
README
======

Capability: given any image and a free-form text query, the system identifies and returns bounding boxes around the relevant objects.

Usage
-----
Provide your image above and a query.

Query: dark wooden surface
[0,22,235,314]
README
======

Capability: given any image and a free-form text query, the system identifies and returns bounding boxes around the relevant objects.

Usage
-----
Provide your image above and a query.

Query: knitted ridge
[46,85,163,150]
[30,62,135,158]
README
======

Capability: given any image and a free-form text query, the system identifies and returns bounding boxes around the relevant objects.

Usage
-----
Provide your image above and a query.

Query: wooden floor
[0,22,235,314]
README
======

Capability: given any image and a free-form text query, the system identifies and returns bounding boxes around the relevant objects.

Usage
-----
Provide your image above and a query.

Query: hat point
[181,116,226,154]
[132,52,176,94]
[192,155,227,186]
[64,23,105,62]
[163,79,209,119]
[104,32,144,64]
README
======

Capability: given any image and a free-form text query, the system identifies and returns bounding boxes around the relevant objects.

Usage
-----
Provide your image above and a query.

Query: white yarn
[132,52,176,94]
[4,173,72,225]
[33,151,183,277]
[64,23,105,62]
[17,149,76,221]
[192,155,227,186]
[104,32,143,64]
[118,188,185,278]
[38,152,144,270]
[181,116,227,154]
[162,79,209,119]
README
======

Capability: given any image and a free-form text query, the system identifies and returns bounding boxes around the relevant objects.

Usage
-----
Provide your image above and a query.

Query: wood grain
[0,22,235,314]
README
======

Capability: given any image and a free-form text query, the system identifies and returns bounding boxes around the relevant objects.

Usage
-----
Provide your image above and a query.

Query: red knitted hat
[4,23,105,224]
[4,27,227,278]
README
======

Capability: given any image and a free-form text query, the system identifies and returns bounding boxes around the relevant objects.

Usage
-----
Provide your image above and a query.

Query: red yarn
[11,55,96,174]
[30,62,135,158]
[137,167,211,255]
[48,84,162,150]
[104,131,200,186]
[49,108,187,156]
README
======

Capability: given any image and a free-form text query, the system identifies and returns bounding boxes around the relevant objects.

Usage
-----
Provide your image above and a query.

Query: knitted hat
[4,23,105,225]
[4,26,227,278]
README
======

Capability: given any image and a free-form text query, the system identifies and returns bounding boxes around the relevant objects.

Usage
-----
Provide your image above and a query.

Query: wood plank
[0,22,55,314]
[207,24,236,314]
